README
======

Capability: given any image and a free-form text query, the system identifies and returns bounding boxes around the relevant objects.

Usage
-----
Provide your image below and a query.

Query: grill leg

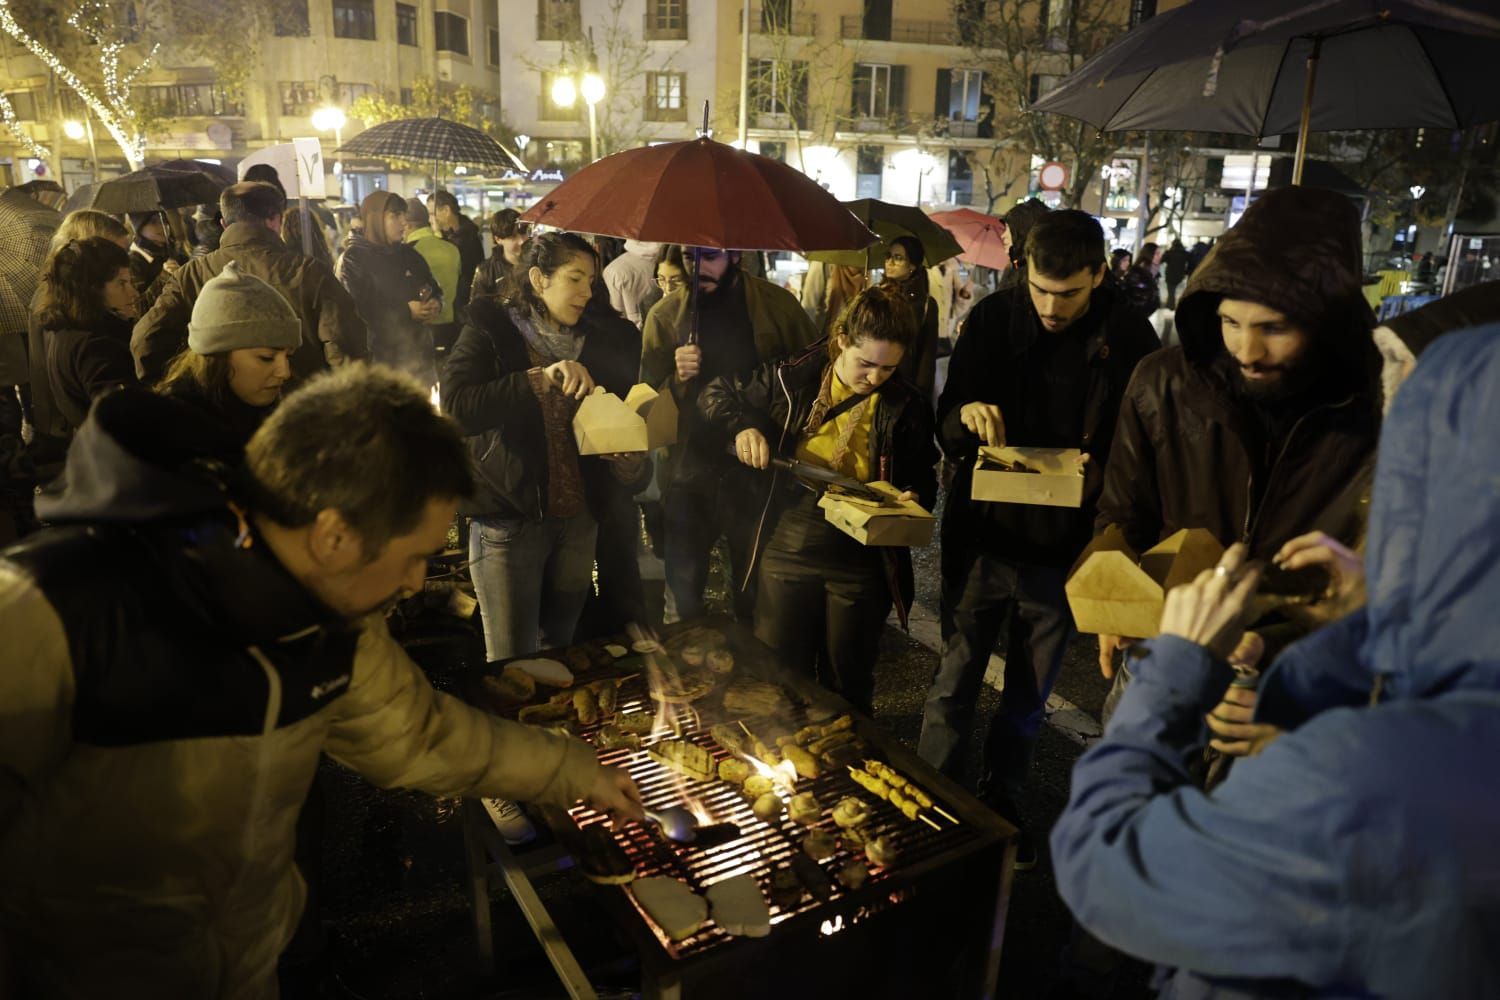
[461,801,496,977]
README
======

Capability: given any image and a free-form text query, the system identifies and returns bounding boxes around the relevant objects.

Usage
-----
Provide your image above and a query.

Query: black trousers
[753,496,892,716]
[663,471,765,622]
[918,548,1074,816]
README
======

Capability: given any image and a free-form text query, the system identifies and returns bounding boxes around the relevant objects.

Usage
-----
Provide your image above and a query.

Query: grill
[474,619,1016,998]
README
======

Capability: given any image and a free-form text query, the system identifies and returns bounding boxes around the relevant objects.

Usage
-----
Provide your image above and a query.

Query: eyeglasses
[656,275,685,290]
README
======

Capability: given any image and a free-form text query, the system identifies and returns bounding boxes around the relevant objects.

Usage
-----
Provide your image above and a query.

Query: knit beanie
[187,262,301,355]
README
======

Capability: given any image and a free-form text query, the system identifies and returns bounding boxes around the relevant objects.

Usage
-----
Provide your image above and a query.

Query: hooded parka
[1094,186,1382,561]
[1052,323,1500,999]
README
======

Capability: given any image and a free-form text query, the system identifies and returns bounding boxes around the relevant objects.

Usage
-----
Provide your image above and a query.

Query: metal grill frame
[465,618,1017,999]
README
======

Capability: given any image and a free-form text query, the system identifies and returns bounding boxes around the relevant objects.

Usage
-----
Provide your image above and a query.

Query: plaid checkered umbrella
[0,188,61,335]
[335,118,517,171]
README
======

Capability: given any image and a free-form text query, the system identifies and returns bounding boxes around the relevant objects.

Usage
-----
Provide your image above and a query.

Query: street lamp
[311,105,347,184]
[551,29,607,162]
[915,149,936,207]
[62,116,100,178]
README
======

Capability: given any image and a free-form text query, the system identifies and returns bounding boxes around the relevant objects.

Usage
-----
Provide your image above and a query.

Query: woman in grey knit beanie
[156,262,302,451]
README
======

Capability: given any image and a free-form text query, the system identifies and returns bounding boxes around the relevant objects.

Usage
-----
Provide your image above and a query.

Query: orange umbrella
[929,208,1010,271]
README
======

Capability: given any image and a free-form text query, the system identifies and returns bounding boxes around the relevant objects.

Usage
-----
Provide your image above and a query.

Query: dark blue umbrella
[1030,0,1500,183]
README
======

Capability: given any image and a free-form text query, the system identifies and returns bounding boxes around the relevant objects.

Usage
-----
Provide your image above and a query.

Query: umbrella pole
[1292,37,1323,186]
[687,250,701,347]
[299,196,313,257]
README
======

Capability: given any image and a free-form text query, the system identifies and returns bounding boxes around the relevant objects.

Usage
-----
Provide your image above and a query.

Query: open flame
[742,751,799,795]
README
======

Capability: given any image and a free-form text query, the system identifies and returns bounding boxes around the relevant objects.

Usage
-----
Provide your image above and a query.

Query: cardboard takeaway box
[972,446,1084,508]
[1065,527,1224,639]
[818,481,936,548]
[572,382,679,455]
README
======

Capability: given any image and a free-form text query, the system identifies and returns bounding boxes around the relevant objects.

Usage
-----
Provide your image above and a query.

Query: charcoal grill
[463,619,1016,999]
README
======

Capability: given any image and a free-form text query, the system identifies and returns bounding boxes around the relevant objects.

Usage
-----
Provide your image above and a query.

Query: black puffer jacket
[1095,186,1382,561]
[335,232,437,374]
[940,282,1159,568]
[442,295,643,521]
[699,340,939,624]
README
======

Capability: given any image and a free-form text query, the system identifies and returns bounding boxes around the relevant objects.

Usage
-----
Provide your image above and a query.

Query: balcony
[740,9,816,37]
[840,16,956,46]
[536,10,581,41]
[643,11,688,40]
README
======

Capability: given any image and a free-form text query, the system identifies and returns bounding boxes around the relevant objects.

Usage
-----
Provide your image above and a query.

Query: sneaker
[1013,830,1039,872]
[482,797,537,846]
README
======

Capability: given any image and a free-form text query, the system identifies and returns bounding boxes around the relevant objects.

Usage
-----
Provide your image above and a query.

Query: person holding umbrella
[700,285,938,715]
[641,246,818,623]
[126,211,183,300]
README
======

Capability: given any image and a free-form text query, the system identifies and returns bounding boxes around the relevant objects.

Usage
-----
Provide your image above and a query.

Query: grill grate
[563,679,982,960]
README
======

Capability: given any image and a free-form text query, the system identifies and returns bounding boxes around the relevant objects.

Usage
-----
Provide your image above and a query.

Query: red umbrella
[929,208,1010,271]
[520,135,876,253]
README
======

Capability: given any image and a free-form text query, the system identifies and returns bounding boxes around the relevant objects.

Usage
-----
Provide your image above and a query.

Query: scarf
[508,304,585,362]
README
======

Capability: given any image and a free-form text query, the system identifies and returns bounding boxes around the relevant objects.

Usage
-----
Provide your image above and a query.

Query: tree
[0,0,156,167]
[711,10,861,183]
[955,0,1133,209]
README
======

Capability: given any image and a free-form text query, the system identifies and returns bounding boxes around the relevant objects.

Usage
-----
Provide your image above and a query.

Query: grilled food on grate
[706,874,771,938]
[647,739,716,782]
[789,792,822,826]
[722,679,793,717]
[648,666,719,704]
[632,877,709,941]
[577,825,635,885]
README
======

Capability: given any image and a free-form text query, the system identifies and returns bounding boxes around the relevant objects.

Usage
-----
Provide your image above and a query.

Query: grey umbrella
[1029,0,1500,183]
[70,166,226,214]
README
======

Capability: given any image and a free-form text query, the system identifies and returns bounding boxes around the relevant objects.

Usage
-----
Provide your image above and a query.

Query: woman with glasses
[654,245,687,296]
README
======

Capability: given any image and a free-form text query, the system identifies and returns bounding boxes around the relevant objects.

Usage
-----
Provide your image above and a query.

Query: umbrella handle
[685,249,701,348]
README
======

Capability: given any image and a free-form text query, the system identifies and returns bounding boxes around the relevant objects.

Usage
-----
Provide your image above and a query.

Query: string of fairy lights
[0,0,157,169]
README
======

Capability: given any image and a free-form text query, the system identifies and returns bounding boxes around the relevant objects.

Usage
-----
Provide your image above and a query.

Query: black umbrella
[153,158,237,185]
[806,199,963,270]
[1029,0,1500,183]
[335,118,522,173]
[70,165,226,214]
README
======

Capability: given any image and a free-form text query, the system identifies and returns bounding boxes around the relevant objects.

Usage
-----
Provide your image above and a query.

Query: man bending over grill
[0,365,643,998]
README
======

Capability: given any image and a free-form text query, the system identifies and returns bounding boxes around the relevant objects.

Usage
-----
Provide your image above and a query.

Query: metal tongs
[644,806,741,847]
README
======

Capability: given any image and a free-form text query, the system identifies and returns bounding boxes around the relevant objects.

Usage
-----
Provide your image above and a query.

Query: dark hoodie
[1094,186,1381,561]
[335,196,438,380]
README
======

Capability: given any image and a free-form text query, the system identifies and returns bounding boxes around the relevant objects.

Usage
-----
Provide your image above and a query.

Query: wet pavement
[304,496,1153,999]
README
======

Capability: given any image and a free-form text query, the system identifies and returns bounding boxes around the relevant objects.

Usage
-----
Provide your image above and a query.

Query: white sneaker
[482,797,537,846]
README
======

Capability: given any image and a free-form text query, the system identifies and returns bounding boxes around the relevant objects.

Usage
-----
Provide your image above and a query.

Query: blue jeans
[468,514,598,661]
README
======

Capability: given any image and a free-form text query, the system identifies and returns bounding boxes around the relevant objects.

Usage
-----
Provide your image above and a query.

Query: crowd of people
[1,170,1496,999]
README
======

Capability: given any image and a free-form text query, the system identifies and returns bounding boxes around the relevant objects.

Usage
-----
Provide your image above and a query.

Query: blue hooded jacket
[1051,324,1500,999]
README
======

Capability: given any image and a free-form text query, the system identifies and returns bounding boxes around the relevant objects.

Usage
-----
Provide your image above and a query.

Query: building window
[947,150,974,204]
[140,83,242,118]
[279,81,317,117]
[645,0,686,40]
[400,87,414,106]
[947,69,983,121]
[336,82,374,107]
[274,0,310,36]
[645,71,685,121]
[1029,73,1063,105]
[1040,0,1070,49]
[759,140,786,163]
[333,0,376,40]
[538,0,580,41]
[851,63,891,118]
[435,12,469,55]
[540,72,583,121]
[856,144,883,200]
[396,3,417,46]
[2,90,37,121]
[750,58,807,120]
[488,27,500,66]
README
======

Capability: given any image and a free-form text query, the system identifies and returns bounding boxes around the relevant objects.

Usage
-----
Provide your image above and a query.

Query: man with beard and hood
[641,247,817,621]
[1092,186,1383,682]
[0,365,643,998]
[1051,323,1500,999]
[917,210,1159,871]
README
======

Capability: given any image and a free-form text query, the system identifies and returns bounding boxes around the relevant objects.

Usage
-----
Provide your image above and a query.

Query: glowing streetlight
[62,119,85,140]
[61,116,99,177]
[311,105,347,184]
[551,74,578,109]
[580,71,606,107]
[1409,184,1427,200]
